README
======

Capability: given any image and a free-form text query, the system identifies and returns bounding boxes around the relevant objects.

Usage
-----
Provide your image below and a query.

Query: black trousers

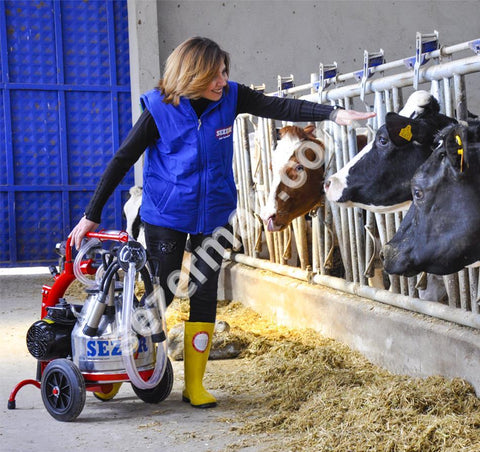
[144,222,232,323]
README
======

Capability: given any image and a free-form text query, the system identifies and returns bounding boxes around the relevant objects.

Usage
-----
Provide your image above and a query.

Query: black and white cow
[324,91,457,213]
[382,121,480,276]
[123,185,145,247]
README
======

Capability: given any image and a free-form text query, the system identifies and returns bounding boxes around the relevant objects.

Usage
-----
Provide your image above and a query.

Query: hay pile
[168,299,480,452]
[63,280,480,450]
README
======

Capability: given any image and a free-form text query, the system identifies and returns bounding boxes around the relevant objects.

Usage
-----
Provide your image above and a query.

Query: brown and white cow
[261,125,326,232]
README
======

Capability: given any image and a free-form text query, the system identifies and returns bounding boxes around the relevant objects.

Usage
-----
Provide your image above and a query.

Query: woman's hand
[69,216,99,250]
[334,109,376,126]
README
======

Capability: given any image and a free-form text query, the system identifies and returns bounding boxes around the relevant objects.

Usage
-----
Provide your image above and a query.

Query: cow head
[261,125,325,232]
[324,91,457,213]
[382,121,480,276]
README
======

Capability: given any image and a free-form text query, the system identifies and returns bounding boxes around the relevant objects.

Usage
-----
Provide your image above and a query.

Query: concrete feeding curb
[219,255,480,396]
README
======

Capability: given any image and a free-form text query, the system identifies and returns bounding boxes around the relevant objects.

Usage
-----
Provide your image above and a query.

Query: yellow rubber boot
[182,321,217,408]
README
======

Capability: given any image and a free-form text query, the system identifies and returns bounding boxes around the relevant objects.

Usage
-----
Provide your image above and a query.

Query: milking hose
[120,261,168,390]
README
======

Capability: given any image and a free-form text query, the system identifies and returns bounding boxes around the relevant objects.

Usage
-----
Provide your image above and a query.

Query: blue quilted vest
[139,82,238,234]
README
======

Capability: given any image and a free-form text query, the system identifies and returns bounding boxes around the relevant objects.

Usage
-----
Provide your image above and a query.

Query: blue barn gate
[0,0,133,267]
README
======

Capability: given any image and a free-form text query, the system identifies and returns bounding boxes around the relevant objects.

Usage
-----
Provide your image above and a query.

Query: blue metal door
[0,0,133,267]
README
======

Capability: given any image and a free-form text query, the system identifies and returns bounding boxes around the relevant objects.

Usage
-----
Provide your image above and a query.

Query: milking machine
[7,230,174,422]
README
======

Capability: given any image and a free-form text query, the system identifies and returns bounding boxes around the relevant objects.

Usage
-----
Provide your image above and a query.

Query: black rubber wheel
[41,359,86,422]
[131,357,174,404]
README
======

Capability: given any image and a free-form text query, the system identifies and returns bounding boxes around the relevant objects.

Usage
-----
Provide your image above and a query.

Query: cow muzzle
[380,243,419,277]
[323,176,344,203]
[265,214,287,233]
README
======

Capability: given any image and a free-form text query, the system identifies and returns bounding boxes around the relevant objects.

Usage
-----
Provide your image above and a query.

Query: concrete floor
[6,262,480,451]
[0,272,264,452]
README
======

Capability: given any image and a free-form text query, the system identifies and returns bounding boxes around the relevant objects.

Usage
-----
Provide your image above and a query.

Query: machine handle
[65,230,130,261]
[85,230,130,242]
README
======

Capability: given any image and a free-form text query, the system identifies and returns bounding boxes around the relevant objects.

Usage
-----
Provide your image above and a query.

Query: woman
[69,36,375,409]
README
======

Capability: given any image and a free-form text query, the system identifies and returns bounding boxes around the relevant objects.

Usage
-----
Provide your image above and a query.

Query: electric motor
[26,299,77,361]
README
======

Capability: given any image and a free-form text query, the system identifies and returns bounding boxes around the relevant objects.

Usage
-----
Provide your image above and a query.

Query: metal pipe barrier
[226,252,480,329]
[226,251,480,331]
[232,33,480,329]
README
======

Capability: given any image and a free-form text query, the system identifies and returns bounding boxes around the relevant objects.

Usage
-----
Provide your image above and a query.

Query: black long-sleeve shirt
[85,83,337,223]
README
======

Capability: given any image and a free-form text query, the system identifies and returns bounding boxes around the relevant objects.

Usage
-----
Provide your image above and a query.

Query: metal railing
[231,33,480,328]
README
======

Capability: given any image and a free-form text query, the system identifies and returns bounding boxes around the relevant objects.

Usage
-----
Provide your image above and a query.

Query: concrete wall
[127,0,163,185]
[149,0,479,108]
[127,0,480,180]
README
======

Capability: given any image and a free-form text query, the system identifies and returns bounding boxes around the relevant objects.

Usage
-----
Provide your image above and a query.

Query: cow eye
[296,164,304,172]
[378,136,388,146]
[413,187,424,200]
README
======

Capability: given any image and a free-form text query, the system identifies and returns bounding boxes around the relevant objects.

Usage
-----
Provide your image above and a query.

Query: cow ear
[385,113,424,146]
[303,124,316,137]
[446,122,480,173]
[445,128,468,174]
[278,126,290,139]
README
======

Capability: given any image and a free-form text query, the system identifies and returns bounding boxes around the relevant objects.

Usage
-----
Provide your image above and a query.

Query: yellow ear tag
[399,124,413,141]
[456,134,464,172]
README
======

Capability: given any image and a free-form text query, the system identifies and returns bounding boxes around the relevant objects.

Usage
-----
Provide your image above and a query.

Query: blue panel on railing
[0,93,5,186]
[11,90,61,186]
[0,18,3,85]
[114,4,130,87]
[61,1,110,86]
[69,190,93,232]
[0,0,132,266]
[15,191,63,262]
[0,192,9,262]
[5,0,57,85]
[66,90,113,185]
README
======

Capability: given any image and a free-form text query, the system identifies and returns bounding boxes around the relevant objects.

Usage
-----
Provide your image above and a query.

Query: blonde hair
[158,37,230,106]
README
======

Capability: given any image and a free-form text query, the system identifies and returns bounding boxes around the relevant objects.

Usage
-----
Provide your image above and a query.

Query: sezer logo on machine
[86,337,148,357]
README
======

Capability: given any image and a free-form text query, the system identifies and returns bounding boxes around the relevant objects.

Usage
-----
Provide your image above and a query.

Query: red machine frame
[7,230,156,408]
